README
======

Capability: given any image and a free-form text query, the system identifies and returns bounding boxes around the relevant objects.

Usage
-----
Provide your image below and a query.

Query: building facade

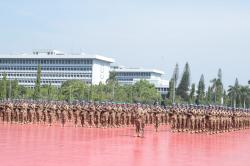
[112,66,169,96]
[0,50,114,87]
[0,49,168,95]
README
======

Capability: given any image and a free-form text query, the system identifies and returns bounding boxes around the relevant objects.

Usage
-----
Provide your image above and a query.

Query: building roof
[0,50,115,63]
[113,68,165,75]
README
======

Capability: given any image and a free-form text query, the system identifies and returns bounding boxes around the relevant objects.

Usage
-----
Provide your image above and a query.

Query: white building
[0,49,169,95]
[112,66,169,95]
[0,49,114,87]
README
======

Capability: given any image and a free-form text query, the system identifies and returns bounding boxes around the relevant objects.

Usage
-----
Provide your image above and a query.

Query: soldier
[126,107,132,126]
[135,104,145,137]
[29,103,36,124]
[109,104,116,128]
[116,104,123,127]
[73,104,81,127]
[153,103,162,132]
[211,106,217,134]
[194,106,200,133]
[101,104,110,128]
[37,104,44,124]
[95,104,101,128]
[10,103,16,124]
[200,106,206,132]
[170,105,178,132]
[68,104,74,126]
[14,104,20,123]
[22,102,28,124]
[164,106,170,125]
[205,106,213,134]
[47,109,53,126]
[121,104,127,127]
[131,106,136,127]
[190,106,197,133]
[47,104,56,126]
[0,103,4,123]
[154,110,161,132]
[176,105,183,132]
[143,105,149,125]
[80,104,89,127]
[55,104,60,123]
[181,105,188,132]
[61,104,68,127]
[186,105,193,133]
[42,104,48,125]
[228,108,233,132]
[88,103,95,128]
[5,103,12,123]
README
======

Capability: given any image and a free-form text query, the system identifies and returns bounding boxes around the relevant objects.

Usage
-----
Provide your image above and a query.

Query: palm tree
[228,78,240,108]
[240,86,250,108]
[106,71,118,101]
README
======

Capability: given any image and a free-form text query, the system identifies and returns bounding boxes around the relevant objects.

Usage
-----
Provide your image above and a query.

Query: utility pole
[112,83,115,101]
[9,80,12,100]
[173,80,175,104]
[130,86,133,103]
[69,86,72,103]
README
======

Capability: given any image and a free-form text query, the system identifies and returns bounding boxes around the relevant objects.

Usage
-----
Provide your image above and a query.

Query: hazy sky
[0,0,249,88]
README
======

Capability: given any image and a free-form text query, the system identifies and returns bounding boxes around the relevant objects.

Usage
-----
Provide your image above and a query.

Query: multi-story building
[0,49,114,87]
[112,66,169,96]
[0,49,168,95]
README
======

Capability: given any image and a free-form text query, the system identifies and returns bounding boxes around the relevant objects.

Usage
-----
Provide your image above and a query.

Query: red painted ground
[1,124,250,166]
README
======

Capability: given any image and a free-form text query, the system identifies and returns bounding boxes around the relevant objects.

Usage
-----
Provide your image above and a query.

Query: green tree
[211,69,224,105]
[95,83,105,101]
[18,85,27,99]
[197,74,205,104]
[40,83,58,100]
[189,83,196,104]
[132,80,161,104]
[106,71,118,100]
[218,68,222,82]
[0,73,7,100]
[106,71,117,84]
[33,64,41,100]
[172,63,179,103]
[61,80,87,102]
[228,78,240,108]
[223,90,230,106]
[167,79,174,104]
[7,80,19,99]
[57,87,64,101]
[48,83,52,100]
[206,86,212,104]
[240,86,250,108]
[12,79,19,99]
[114,85,131,102]
[176,62,190,101]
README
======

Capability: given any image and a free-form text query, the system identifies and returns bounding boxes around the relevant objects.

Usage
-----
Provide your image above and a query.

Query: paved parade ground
[1,124,250,166]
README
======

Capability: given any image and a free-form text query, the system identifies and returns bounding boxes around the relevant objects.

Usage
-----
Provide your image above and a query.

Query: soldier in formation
[168,104,250,134]
[0,101,168,131]
[0,100,249,135]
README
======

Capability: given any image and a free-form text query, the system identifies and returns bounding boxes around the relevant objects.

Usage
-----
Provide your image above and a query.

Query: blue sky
[0,0,249,88]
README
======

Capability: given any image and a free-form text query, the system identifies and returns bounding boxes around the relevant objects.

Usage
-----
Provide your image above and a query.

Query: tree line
[168,63,250,108]
[0,63,249,108]
[0,65,161,104]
